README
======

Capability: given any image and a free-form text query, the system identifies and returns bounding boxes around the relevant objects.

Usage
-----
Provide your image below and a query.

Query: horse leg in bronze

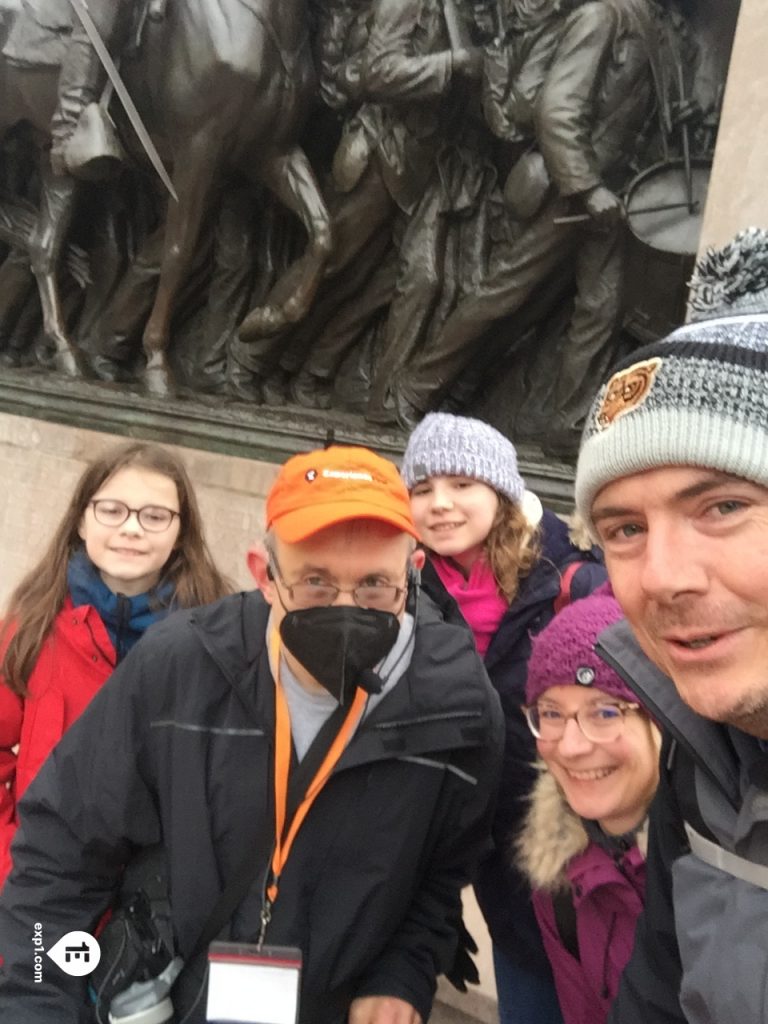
[141,131,221,398]
[238,146,332,341]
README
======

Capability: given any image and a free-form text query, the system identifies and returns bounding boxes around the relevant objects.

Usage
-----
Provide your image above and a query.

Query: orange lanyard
[267,631,367,905]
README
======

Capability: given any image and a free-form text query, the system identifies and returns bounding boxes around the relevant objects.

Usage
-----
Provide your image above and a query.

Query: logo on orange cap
[267,446,419,543]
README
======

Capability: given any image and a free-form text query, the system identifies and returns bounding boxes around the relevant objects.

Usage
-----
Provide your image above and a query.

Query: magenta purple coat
[517,770,646,1024]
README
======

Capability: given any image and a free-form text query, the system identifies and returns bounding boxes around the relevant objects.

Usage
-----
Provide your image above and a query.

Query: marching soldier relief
[0,0,739,456]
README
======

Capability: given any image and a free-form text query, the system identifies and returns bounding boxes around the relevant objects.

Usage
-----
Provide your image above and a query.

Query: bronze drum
[623,158,711,343]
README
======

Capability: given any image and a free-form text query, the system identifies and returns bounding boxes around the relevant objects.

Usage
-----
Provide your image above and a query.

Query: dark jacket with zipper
[421,509,607,974]
[0,590,503,1024]
[598,620,768,1024]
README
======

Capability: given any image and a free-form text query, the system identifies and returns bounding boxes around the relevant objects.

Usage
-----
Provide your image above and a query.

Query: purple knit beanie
[525,590,637,706]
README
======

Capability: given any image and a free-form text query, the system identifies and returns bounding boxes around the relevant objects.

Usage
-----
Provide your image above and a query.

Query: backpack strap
[553,561,583,615]
[683,821,768,891]
[551,888,580,961]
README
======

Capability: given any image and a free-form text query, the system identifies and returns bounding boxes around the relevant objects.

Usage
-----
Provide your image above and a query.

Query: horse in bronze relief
[0,0,332,395]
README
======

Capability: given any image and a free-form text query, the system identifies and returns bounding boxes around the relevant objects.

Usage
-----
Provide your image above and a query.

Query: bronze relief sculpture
[0,0,333,396]
[0,0,736,457]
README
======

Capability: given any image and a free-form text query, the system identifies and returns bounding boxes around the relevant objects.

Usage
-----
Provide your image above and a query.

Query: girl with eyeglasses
[401,412,606,1024]
[0,440,230,884]
[517,589,661,1024]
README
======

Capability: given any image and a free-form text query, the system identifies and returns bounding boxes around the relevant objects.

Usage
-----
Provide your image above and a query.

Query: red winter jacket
[0,597,116,887]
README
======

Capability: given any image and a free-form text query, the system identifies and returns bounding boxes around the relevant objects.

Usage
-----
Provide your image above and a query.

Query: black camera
[90,848,182,1024]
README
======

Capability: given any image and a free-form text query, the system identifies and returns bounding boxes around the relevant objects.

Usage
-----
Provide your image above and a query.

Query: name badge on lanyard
[206,942,302,1023]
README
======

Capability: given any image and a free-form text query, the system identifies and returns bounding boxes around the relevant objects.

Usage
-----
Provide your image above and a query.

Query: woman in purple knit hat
[517,589,661,1024]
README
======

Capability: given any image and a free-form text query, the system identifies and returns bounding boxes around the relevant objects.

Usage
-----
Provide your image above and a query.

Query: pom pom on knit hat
[401,413,525,504]
[575,227,768,532]
[687,227,768,320]
[525,589,637,707]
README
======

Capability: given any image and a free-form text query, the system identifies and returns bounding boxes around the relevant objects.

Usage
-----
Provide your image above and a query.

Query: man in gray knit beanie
[574,227,768,1024]
[576,225,768,528]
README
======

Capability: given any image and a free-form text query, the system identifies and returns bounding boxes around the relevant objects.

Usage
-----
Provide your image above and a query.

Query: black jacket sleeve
[609,735,687,1024]
[0,645,161,1022]
[353,673,504,1020]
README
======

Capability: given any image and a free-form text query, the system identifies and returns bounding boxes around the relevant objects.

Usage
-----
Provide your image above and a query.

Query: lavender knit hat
[400,413,525,503]
[525,590,637,706]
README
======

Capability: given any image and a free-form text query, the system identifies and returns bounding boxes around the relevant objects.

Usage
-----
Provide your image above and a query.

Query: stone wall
[699,0,768,250]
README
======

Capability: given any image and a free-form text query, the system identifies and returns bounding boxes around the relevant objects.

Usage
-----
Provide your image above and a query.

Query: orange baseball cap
[266,446,419,543]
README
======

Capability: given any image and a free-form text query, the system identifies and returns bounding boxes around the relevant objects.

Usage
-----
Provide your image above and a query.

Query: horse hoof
[91,354,130,383]
[144,364,173,398]
[53,348,83,378]
[238,305,287,341]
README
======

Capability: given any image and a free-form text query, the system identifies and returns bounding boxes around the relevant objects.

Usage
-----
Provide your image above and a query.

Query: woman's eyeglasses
[89,499,180,533]
[523,701,641,743]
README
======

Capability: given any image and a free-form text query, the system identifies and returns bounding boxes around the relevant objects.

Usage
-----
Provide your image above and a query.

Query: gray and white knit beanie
[401,412,525,504]
[575,226,768,532]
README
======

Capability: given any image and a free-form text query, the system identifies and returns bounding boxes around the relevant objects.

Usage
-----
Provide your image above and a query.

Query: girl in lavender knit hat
[402,412,606,1024]
[518,589,661,1024]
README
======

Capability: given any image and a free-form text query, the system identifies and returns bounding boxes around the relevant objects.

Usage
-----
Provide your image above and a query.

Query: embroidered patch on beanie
[594,357,662,430]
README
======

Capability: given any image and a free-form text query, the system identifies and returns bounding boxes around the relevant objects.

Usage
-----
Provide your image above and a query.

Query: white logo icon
[46,931,101,976]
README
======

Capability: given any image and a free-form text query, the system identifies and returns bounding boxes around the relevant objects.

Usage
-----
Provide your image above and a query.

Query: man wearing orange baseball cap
[247,446,426,708]
[0,445,503,1024]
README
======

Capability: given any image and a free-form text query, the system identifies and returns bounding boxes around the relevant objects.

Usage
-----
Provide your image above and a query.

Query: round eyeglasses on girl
[88,500,180,533]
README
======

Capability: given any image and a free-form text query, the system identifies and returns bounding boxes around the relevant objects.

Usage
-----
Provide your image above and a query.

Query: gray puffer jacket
[598,619,768,1024]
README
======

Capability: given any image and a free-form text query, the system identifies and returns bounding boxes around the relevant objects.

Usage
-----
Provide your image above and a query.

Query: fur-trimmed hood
[516,766,650,893]
[516,767,589,892]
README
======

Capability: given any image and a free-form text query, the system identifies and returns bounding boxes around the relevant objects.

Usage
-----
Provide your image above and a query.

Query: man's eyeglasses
[268,554,407,611]
[523,701,641,744]
[89,499,180,533]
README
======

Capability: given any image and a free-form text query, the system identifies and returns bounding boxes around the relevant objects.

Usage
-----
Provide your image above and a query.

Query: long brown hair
[1,441,231,695]
[485,495,541,602]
